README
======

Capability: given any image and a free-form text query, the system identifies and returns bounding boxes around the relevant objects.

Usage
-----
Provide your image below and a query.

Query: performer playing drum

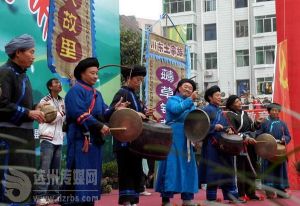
[109,65,153,206]
[225,95,263,201]
[198,86,244,203]
[257,103,291,199]
[155,79,200,206]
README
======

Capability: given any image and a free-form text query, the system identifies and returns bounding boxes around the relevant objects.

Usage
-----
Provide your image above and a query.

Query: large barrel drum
[219,133,244,156]
[129,121,172,160]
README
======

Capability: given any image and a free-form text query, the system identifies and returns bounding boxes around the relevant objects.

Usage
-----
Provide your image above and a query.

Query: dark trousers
[0,127,35,204]
[116,148,143,205]
[206,182,238,201]
[35,140,62,197]
[161,192,194,200]
[236,147,257,197]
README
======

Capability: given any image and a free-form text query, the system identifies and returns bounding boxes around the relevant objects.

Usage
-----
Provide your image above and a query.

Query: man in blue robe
[198,86,242,203]
[257,103,291,198]
[63,58,121,205]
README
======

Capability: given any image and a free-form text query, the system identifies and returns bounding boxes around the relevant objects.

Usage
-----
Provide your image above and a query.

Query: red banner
[276,0,300,189]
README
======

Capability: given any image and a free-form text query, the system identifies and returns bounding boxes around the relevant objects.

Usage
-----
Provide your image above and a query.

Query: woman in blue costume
[198,85,244,203]
[257,103,291,199]
[109,65,154,206]
[156,79,200,206]
[63,58,122,205]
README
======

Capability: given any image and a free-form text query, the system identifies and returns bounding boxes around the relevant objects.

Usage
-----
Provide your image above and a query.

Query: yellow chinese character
[63,11,77,33]
[60,37,77,60]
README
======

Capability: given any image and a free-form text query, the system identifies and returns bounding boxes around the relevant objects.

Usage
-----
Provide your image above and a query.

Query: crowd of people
[0,34,292,206]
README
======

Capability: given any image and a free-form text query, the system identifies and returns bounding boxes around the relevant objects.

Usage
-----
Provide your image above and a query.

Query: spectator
[36,78,65,205]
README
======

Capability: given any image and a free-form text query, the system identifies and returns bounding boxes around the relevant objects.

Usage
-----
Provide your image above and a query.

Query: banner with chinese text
[47,0,96,78]
[145,32,190,123]
[0,0,121,163]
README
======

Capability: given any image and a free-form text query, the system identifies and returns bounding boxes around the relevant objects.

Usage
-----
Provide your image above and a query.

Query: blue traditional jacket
[63,80,112,203]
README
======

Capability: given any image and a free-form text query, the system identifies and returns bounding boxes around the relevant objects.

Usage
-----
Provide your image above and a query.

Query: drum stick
[246,152,257,177]
[110,127,127,131]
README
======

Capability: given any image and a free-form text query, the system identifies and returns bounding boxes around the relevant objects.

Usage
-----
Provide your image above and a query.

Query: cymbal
[184,109,210,142]
[109,108,143,142]
[255,133,277,160]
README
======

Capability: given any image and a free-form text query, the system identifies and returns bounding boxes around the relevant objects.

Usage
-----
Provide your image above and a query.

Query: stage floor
[98,189,300,206]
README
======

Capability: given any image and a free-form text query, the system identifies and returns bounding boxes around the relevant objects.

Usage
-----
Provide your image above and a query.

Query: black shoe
[266,191,276,199]
[248,195,260,200]
[276,188,290,199]
[277,193,290,199]
[228,198,247,204]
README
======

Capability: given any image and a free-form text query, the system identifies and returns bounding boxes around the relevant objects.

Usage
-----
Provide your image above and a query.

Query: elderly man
[0,34,45,204]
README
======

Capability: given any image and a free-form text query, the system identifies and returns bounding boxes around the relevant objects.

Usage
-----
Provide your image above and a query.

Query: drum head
[109,108,143,142]
[184,109,210,142]
[220,133,243,142]
[41,105,57,123]
[255,133,277,160]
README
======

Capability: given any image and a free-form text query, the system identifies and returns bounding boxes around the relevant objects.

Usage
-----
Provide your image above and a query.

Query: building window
[257,77,273,95]
[163,0,195,14]
[235,20,248,37]
[236,50,249,67]
[191,53,197,70]
[256,0,274,2]
[237,80,250,97]
[256,15,276,33]
[205,52,217,70]
[145,24,152,32]
[204,24,216,41]
[204,0,216,12]
[163,24,196,41]
[187,24,197,41]
[255,46,275,64]
[235,0,248,8]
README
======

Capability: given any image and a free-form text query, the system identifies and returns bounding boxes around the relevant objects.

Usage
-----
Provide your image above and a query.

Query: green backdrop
[0,0,120,163]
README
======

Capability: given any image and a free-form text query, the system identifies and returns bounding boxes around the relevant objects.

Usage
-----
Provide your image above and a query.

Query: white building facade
[161,0,276,98]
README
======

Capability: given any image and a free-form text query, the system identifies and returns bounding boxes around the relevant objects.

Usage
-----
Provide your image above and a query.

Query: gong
[184,109,210,142]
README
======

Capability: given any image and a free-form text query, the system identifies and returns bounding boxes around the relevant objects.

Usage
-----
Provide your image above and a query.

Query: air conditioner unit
[204,70,213,77]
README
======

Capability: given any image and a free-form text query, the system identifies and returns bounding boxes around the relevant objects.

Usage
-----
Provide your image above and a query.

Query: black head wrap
[267,102,281,112]
[226,95,240,109]
[74,57,99,80]
[121,65,146,78]
[204,85,220,102]
[175,78,197,93]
